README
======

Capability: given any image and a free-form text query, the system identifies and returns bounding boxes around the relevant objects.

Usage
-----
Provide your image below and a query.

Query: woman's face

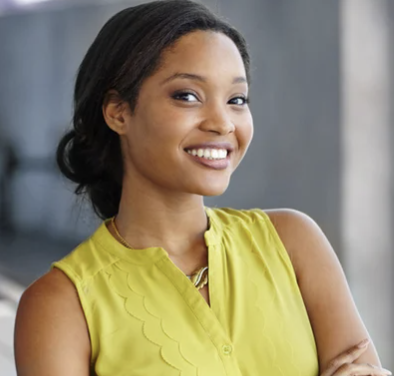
[121,30,253,196]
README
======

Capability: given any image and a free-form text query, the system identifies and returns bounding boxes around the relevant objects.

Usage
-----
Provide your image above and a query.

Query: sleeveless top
[52,207,319,376]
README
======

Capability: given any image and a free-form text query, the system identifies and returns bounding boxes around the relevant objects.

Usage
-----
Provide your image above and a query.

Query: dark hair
[56,0,251,220]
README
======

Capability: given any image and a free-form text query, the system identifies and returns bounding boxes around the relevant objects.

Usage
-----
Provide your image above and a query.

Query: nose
[199,104,235,135]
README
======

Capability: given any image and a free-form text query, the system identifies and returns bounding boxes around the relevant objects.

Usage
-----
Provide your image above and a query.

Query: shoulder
[264,208,320,243]
[211,205,313,230]
[214,207,322,270]
[53,222,121,282]
[210,206,320,253]
[16,268,90,343]
[263,208,328,277]
[17,267,82,310]
[15,269,91,375]
[211,207,322,269]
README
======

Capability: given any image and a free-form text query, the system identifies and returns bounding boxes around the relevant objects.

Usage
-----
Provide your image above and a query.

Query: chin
[192,179,230,197]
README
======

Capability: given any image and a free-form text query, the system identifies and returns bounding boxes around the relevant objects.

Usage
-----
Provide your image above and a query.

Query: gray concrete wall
[0,3,130,240]
[340,0,394,366]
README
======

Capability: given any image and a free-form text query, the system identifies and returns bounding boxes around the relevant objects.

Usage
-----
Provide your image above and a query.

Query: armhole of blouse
[51,261,96,367]
[250,208,299,283]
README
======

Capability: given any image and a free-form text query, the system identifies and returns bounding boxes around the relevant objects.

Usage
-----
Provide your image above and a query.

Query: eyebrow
[160,72,248,85]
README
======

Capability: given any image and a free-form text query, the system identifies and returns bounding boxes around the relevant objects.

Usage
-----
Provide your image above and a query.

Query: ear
[102,90,131,135]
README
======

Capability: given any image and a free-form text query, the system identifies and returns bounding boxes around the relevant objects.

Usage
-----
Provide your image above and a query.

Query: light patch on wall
[13,0,54,4]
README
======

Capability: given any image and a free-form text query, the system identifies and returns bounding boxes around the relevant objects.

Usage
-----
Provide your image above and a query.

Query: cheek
[237,114,254,150]
[150,111,185,141]
[128,108,192,161]
[148,114,200,159]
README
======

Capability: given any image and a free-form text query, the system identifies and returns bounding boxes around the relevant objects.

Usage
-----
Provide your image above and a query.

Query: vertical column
[341,0,393,367]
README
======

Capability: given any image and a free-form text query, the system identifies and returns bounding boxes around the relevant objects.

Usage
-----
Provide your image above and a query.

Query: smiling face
[110,30,253,197]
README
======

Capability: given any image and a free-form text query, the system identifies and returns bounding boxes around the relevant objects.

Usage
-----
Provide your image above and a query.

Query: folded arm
[266,209,381,370]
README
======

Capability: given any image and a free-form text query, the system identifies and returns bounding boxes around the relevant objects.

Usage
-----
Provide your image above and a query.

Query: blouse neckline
[92,206,221,265]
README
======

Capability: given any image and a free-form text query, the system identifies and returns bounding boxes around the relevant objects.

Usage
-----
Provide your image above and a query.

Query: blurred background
[0,0,393,374]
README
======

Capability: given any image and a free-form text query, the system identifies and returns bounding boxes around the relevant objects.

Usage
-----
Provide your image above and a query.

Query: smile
[186,148,228,160]
[184,148,231,170]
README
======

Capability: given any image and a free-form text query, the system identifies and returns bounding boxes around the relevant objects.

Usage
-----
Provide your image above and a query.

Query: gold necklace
[110,217,209,290]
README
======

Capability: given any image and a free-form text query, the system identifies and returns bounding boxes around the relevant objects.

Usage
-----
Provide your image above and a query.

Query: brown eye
[228,96,249,106]
[172,91,199,102]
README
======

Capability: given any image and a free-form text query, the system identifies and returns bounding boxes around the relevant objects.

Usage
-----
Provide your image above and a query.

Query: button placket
[222,344,233,355]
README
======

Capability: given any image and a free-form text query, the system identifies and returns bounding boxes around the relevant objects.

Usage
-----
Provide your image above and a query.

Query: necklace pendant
[190,266,209,290]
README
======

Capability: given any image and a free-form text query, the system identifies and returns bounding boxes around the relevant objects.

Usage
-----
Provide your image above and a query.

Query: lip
[184,150,231,170]
[183,141,235,153]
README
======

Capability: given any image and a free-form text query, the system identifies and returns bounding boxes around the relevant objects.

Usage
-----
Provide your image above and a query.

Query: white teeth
[186,148,228,160]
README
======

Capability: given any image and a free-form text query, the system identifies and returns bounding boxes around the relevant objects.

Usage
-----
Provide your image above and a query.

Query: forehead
[155,30,246,80]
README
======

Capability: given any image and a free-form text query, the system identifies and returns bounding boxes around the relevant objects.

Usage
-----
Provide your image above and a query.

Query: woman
[14,1,391,375]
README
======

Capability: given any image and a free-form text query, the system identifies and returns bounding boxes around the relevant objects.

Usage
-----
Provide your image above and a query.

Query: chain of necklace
[110,217,209,290]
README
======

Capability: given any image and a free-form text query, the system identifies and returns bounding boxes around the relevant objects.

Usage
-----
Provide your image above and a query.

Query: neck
[112,177,209,258]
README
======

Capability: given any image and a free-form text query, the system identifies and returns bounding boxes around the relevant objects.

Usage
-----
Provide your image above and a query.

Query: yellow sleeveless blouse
[52,207,318,376]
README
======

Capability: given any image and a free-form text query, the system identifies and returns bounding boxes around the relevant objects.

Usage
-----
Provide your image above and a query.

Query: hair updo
[56,0,251,220]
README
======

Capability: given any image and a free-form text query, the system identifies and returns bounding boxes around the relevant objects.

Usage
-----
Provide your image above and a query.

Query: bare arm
[14,268,91,376]
[266,209,382,370]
